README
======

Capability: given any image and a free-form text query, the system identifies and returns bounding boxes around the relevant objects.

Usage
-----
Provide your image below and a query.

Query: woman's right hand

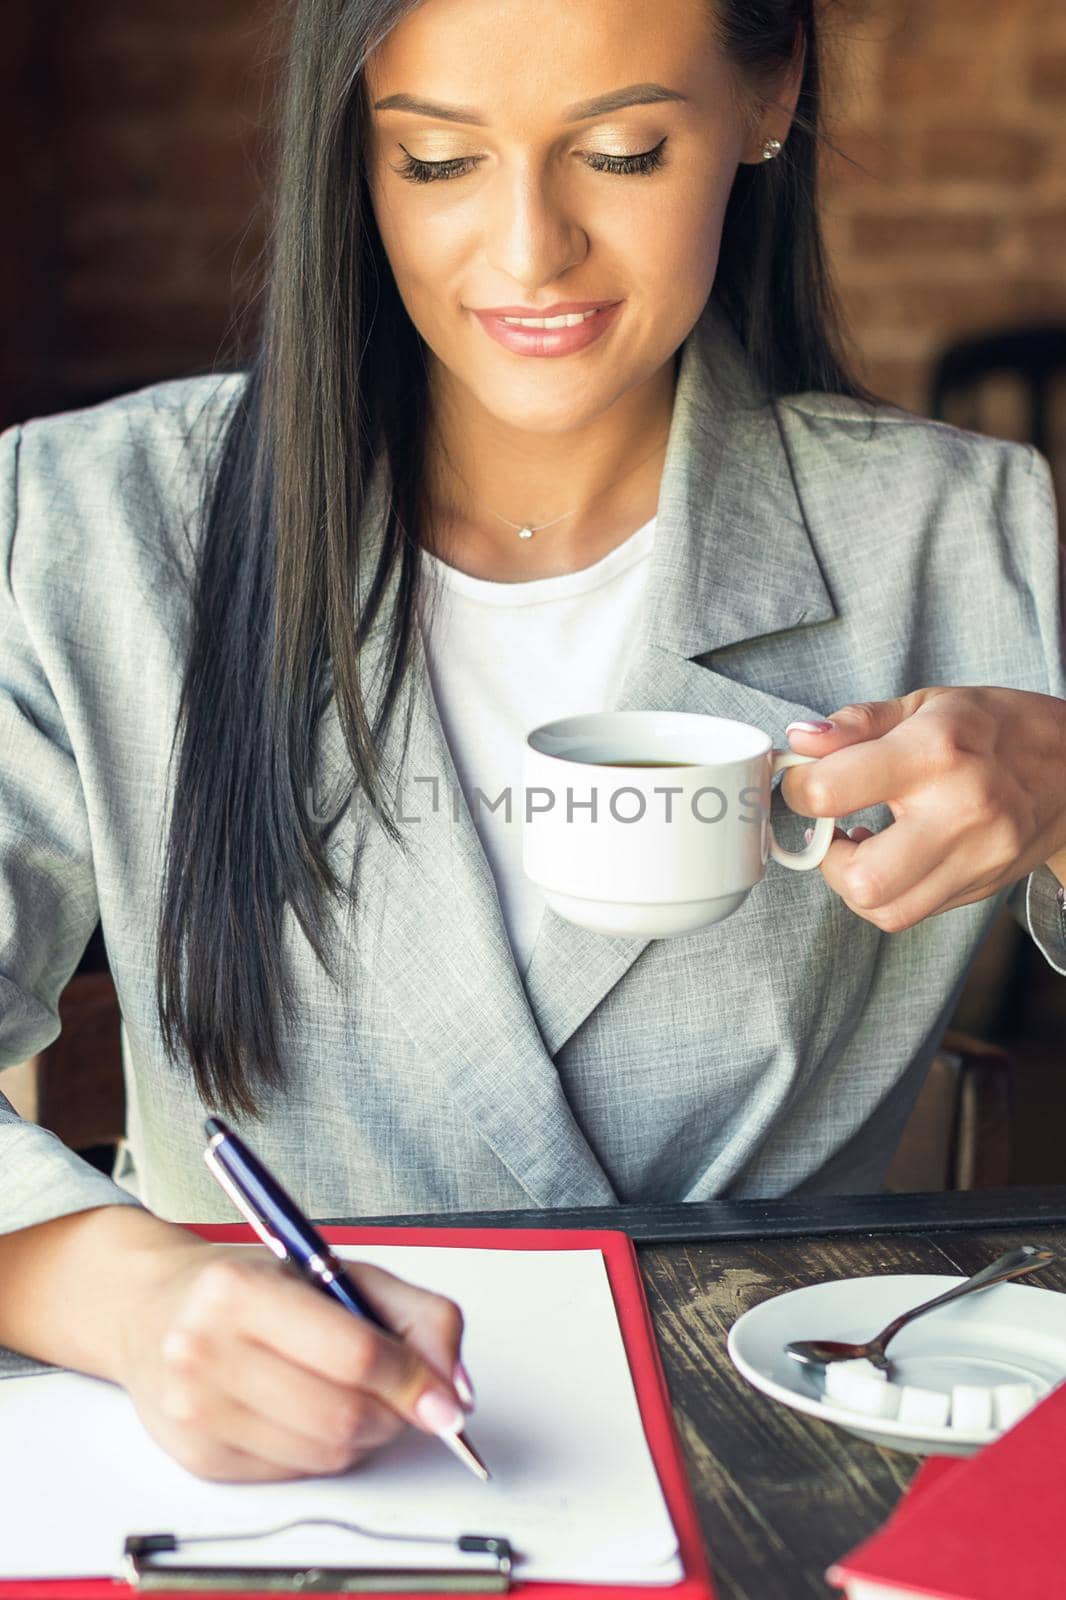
[114,1240,472,1481]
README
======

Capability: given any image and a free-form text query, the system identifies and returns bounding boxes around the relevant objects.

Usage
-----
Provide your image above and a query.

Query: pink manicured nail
[452,1360,476,1410]
[414,1390,465,1436]
[787,720,835,736]
[804,827,814,845]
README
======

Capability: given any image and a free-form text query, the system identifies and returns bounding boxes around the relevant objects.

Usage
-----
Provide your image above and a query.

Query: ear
[738,24,808,165]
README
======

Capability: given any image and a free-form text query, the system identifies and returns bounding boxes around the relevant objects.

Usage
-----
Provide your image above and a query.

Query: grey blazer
[2,295,1065,1276]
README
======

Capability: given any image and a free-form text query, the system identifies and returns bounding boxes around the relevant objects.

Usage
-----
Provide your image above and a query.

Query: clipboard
[0,1224,715,1600]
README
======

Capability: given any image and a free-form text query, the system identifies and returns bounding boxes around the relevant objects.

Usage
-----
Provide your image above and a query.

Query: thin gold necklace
[433,434,670,541]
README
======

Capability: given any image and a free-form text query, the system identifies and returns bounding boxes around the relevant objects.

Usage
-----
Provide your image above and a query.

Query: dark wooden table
[328,1187,1066,1600]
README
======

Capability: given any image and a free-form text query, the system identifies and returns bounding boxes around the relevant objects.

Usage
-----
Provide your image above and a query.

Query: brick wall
[5,0,1065,451]
[821,0,1066,448]
[52,0,280,405]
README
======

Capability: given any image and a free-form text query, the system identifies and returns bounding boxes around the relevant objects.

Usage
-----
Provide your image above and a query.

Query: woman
[1,0,1064,1482]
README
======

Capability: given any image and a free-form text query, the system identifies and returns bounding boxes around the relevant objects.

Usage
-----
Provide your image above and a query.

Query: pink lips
[472,301,623,358]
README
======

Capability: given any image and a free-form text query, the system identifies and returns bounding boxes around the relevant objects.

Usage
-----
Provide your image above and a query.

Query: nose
[483,158,587,295]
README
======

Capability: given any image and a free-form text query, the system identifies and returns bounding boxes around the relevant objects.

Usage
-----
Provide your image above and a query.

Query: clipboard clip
[123,1520,516,1593]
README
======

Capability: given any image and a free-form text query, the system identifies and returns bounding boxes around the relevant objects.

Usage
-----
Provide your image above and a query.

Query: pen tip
[443,1427,492,1482]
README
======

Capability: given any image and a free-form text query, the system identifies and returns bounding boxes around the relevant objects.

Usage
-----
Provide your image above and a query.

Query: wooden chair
[17,961,1014,1194]
[929,322,1066,469]
[928,324,1066,605]
[883,1030,1013,1192]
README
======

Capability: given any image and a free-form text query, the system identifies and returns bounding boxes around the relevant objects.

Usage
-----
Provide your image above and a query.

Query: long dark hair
[156,0,880,1119]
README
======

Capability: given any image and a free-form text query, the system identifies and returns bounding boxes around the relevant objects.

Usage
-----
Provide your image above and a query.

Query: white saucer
[727,1273,1066,1456]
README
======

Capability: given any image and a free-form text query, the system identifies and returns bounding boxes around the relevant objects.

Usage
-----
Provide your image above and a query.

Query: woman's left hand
[780,686,1066,933]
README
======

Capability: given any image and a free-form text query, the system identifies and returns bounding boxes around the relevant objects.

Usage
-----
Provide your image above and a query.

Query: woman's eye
[585,139,667,177]
[394,151,481,183]
[393,137,667,184]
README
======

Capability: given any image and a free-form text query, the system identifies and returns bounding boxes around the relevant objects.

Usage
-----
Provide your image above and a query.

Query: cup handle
[768,750,837,871]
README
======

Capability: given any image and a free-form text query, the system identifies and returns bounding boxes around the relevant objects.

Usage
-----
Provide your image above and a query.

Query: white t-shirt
[418,517,656,976]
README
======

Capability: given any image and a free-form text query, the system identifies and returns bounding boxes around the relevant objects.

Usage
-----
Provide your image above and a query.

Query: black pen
[201,1115,490,1481]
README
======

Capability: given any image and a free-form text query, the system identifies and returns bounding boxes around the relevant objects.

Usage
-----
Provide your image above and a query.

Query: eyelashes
[393,136,668,184]
[584,139,667,177]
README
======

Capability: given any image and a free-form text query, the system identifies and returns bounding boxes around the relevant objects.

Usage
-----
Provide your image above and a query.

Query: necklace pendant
[517,526,534,540]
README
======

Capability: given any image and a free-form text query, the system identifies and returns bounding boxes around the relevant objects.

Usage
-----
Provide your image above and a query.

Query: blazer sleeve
[1001,442,1066,977]
[0,422,148,1236]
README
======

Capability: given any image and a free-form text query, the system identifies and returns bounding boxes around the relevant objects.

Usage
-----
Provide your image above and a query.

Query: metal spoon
[785,1243,1057,1373]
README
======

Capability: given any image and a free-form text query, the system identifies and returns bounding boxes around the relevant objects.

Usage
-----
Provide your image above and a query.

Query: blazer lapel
[311,465,621,1205]
[310,294,841,1206]
[522,297,840,1050]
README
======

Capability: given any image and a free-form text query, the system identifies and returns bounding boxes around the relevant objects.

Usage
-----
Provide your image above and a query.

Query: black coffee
[594,759,700,767]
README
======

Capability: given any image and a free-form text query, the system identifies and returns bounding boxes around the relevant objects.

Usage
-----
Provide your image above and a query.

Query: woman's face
[364,0,778,436]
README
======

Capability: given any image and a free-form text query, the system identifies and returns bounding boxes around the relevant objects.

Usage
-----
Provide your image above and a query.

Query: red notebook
[826,1379,1066,1600]
[1,1224,715,1600]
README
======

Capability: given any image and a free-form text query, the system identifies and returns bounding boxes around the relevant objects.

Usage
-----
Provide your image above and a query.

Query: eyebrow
[371,81,688,126]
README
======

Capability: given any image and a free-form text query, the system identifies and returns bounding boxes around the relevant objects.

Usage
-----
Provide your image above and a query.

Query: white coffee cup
[522,710,836,937]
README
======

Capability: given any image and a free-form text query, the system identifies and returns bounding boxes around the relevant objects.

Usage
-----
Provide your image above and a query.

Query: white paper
[0,1244,682,1584]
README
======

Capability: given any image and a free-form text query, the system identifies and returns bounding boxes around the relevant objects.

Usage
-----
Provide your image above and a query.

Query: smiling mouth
[495,308,607,328]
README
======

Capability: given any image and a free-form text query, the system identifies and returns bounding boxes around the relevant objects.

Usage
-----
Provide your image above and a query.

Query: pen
[201,1115,490,1482]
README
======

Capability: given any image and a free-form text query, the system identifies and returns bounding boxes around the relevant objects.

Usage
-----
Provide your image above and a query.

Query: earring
[761,137,783,161]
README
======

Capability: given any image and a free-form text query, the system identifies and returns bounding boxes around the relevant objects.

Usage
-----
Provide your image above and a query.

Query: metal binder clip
[122,1521,516,1593]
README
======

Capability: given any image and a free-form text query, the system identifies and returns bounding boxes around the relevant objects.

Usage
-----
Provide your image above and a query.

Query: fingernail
[414,1389,465,1436]
[786,720,835,736]
[452,1360,475,1410]
[804,827,814,844]
[847,826,864,841]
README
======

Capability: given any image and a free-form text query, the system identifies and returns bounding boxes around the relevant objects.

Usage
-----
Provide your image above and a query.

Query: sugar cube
[824,1359,900,1417]
[823,1357,886,1389]
[896,1384,951,1428]
[950,1384,993,1431]
[992,1382,1037,1430]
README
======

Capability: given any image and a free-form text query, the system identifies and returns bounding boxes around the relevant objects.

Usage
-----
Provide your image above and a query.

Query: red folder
[3,1224,715,1600]
[826,1379,1066,1600]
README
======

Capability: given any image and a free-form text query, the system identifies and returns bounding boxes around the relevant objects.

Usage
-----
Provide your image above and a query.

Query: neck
[420,351,678,579]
